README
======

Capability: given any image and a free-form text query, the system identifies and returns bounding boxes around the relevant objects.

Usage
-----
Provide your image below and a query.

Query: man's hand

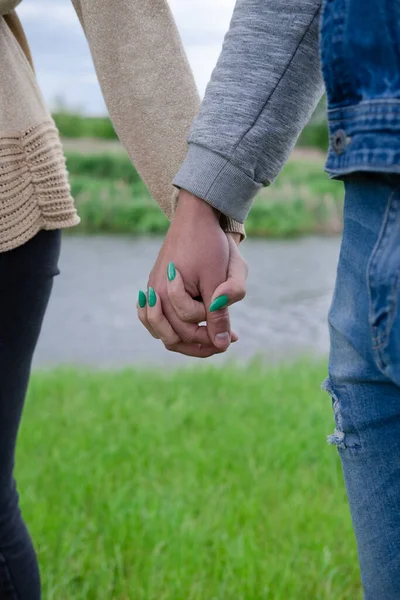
[136,191,247,358]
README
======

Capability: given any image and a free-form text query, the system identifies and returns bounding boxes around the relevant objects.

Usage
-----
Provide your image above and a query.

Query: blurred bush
[54,97,329,150]
[66,152,141,184]
[53,112,117,140]
[65,152,343,237]
[297,97,329,151]
[60,96,341,238]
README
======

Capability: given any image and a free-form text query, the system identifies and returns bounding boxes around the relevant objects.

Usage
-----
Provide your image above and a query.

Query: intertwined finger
[165,342,228,358]
[137,290,159,339]
[166,262,206,323]
[145,287,181,346]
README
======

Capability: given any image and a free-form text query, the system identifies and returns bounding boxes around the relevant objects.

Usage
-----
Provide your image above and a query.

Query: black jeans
[0,230,61,600]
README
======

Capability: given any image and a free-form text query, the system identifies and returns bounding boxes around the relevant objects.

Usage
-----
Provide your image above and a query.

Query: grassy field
[65,151,344,238]
[19,362,362,599]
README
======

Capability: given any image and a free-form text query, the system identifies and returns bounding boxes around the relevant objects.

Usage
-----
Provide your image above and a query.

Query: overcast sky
[18,0,235,115]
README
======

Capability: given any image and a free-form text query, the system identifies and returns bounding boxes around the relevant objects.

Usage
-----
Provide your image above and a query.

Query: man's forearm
[174,0,324,223]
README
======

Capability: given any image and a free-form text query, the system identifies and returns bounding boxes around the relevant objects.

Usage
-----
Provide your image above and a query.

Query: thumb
[205,236,247,350]
[206,279,241,350]
[205,299,232,351]
[200,276,232,353]
[204,236,248,350]
[210,236,248,309]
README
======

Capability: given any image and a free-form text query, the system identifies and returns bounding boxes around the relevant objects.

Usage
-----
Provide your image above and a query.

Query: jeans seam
[367,185,400,369]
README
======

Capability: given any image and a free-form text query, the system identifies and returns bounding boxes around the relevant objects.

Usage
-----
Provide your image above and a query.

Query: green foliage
[66,152,141,185]
[53,113,117,140]
[297,96,329,151]
[21,362,362,599]
[69,176,168,234]
[54,106,329,150]
[65,152,343,237]
[297,121,329,151]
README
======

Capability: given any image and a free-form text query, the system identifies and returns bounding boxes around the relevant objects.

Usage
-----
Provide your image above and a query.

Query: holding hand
[137,192,248,358]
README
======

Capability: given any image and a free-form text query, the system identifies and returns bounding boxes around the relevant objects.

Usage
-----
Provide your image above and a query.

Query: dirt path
[62,137,326,161]
[62,138,127,155]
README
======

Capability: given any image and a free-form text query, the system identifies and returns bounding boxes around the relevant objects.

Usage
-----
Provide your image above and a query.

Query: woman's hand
[137,191,248,358]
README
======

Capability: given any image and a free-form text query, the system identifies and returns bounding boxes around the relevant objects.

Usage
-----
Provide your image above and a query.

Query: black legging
[0,230,61,599]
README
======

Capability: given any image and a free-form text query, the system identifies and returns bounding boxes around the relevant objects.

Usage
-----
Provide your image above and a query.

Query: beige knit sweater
[0,0,243,253]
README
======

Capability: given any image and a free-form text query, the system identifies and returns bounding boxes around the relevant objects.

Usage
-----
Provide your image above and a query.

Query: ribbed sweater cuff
[220,215,246,240]
[173,144,262,224]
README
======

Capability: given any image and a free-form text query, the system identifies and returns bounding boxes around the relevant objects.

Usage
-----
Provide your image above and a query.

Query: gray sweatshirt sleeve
[173,0,324,224]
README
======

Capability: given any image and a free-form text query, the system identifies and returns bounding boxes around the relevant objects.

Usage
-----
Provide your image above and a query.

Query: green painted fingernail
[138,290,146,308]
[209,294,229,312]
[148,287,157,307]
[167,262,176,282]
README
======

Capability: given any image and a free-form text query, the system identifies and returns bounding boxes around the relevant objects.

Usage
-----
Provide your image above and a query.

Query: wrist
[176,190,220,223]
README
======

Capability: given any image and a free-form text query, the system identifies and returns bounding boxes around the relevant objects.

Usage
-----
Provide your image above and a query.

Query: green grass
[19,362,362,599]
[65,153,344,237]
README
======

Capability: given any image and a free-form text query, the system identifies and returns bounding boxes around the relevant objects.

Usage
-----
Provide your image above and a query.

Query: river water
[33,235,341,368]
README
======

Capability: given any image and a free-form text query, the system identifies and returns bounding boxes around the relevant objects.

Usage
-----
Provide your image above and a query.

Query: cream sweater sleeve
[70,0,244,237]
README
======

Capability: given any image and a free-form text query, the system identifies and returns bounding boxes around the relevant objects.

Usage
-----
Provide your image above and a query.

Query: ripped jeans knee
[322,377,362,451]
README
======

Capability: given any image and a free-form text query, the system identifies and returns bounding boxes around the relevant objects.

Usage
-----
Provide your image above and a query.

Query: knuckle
[178,308,196,323]
[181,331,195,344]
[162,334,180,347]
[147,312,158,327]
[237,285,246,301]
[167,286,180,302]
[164,343,177,353]
[157,287,167,300]
[210,310,229,325]
[138,312,148,327]
[168,292,190,318]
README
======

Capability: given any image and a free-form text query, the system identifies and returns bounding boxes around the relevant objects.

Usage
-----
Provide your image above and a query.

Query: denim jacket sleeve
[174,0,325,224]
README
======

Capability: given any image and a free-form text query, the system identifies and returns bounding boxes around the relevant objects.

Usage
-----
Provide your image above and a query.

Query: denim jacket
[321,0,400,177]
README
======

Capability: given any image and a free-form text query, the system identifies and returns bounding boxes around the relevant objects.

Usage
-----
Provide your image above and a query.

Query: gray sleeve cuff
[173,144,263,224]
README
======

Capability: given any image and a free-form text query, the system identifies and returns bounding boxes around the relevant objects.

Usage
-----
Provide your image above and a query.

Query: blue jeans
[321,1,400,594]
[325,173,400,598]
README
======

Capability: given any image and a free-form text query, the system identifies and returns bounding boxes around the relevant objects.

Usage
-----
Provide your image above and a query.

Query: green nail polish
[167,262,176,282]
[138,290,147,308]
[148,287,157,307]
[209,294,229,312]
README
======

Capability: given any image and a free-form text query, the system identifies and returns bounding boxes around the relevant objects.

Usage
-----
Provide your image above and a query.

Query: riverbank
[22,362,361,599]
